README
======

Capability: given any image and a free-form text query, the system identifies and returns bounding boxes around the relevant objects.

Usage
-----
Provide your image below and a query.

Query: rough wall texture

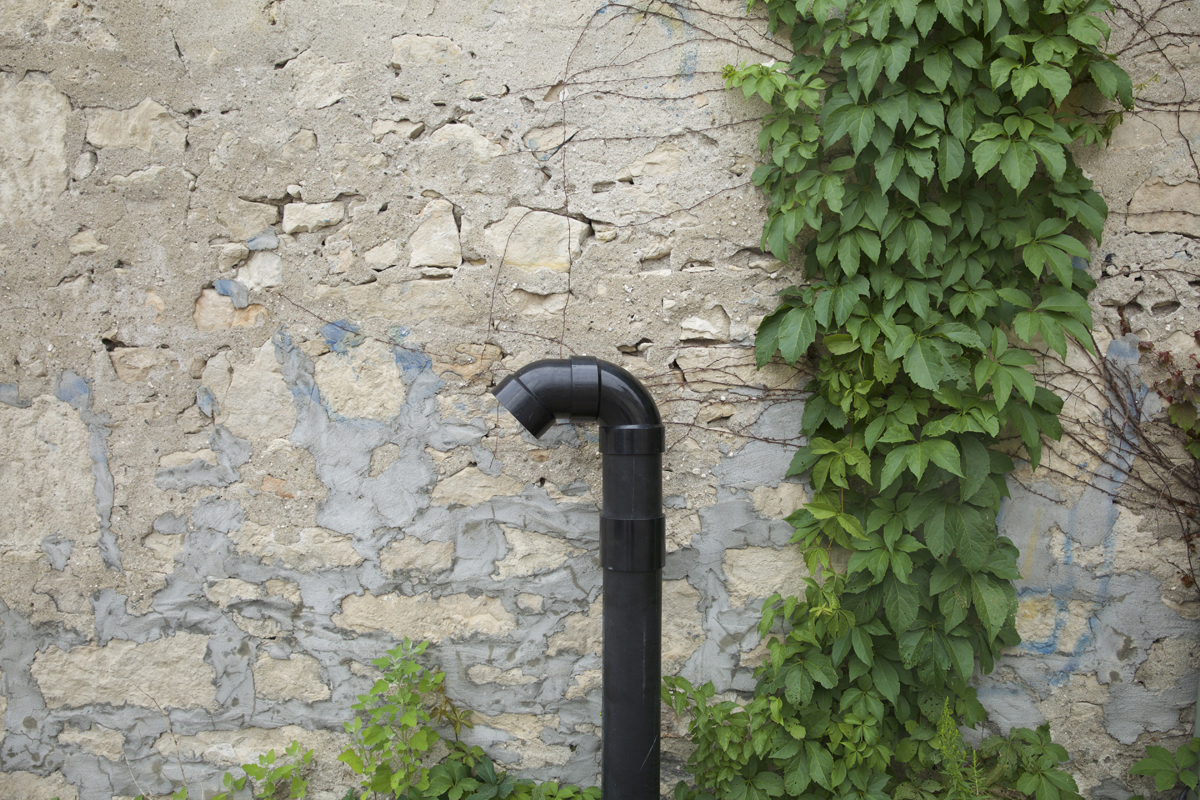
[0,1,1197,798]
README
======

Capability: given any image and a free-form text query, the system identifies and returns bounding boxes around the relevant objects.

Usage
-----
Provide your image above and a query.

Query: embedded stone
[57,725,125,760]
[281,129,318,160]
[307,281,470,322]
[0,770,78,800]
[1127,179,1200,238]
[666,510,700,553]
[524,125,578,159]
[254,652,330,702]
[1109,110,1200,150]
[508,289,569,317]
[231,522,362,570]
[32,633,217,709]
[396,279,472,321]
[673,346,800,392]
[663,579,704,673]
[73,151,97,181]
[107,164,167,186]
[494,526,583,579]
[372,119,424,141]
[219,340,297,441]
[517,593,544,612]
[723,546,811,608]
[214,196,280,240]
[467,664,538,685]
[287,51,352,109]
[380,537,454,574]
[1134,636,1200,692]
[1015,595,1057,642]
[408,198,462,268]
[547,599,602,657]
[431,342,502,381]
[314,338,407,421]
[261,475,294,497]
[266,579,302,606]
[246,229,279,250]
[565,669,601,699]
[680,307,730,342]
[204,577,261,608]
[85,98,186,152]
[109,346,160,383]
[214,242,250,270]
[154,725,346,768]
[282,201,344,234]
[430,123,504,164]
[484,207,591,272]
[431,466,523,506]
[236,251,284,291]
[616,142,686,180]
[364,240,401,268]
[68,230,107,255]
[334,591,516,642]
[698,402,736,424]
[391,34,462,65]
[471,712,570,769]
[0,73,71,226]
[750,482,808,518]
[0,397,96,558]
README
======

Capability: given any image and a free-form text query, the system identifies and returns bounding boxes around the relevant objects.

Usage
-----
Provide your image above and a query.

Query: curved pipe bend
[491,355,664,800]
[492,356,661,436]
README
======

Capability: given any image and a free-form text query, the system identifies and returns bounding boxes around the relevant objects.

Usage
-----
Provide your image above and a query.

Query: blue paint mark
[213,279,250,309]
[394,347,432,374]
[389,326,410,343]
[54,371,91,409]
[678,48,698,81]
[321,320,365,353]
[0,383,29,408]
[197,387,217,417]
[1009,332,1143,670]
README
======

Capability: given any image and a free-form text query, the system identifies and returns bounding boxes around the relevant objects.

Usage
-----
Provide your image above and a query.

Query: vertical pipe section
[492,357,664,800]
[600,424,664,800]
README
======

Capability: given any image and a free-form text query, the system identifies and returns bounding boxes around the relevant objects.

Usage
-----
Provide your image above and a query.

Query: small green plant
[339,638,453,798]
[1146,339,1200,460]
[895,704,1082,800]
[130,638,596,800]
[1130,737,1200,796]
[337,638,599,800]
[212,739,314,800]
[931,701,985,800]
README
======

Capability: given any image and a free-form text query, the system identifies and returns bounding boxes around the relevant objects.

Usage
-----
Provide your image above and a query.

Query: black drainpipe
[492,356,663,800]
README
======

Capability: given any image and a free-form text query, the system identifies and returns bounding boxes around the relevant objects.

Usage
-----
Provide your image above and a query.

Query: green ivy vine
[665,0,1132,796]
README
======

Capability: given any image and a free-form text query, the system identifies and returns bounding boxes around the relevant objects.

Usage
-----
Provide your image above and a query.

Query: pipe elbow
[595,360,661,428]
[492,356,660,438]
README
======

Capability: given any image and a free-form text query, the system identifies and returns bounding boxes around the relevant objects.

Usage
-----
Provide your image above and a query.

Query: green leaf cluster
[139,639,599,800]
[672,0,1129,795]
[1129,737,1200,795]
[1150,343,1200,460]
[336,638,599,800]
[213,740,315,800]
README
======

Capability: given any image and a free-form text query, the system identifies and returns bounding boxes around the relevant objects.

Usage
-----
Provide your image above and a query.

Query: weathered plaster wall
[0,0,1197,798]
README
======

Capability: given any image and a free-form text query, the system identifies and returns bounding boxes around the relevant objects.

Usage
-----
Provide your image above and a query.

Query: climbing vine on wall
[665,0,1132,795]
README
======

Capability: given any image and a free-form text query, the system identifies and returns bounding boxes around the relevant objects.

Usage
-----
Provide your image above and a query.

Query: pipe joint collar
[600,517,666,571]
[600,425,664,455]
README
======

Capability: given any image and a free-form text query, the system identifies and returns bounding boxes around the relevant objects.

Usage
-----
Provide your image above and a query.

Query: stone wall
[0,0,1197,798]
